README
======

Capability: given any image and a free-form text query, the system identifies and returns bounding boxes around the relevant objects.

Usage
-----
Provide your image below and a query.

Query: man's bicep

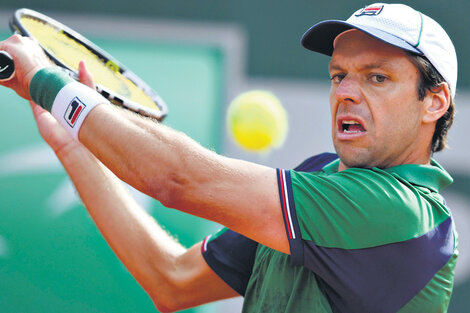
[220,164,289,254]
[181,159,289,254]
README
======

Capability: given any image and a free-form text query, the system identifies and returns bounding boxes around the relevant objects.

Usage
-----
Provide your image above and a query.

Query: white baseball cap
[301,3,458,98]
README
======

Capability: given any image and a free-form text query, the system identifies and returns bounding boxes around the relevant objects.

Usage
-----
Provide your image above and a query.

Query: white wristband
[51,81,107,140]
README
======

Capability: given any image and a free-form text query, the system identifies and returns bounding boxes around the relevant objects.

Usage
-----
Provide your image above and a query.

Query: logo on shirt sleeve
[64,97,86,127]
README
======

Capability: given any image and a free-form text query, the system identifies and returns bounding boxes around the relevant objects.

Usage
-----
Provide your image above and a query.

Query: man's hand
[0,34,52,100]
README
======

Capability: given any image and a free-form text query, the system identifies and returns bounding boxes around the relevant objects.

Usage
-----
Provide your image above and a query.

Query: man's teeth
[342,120,364,133]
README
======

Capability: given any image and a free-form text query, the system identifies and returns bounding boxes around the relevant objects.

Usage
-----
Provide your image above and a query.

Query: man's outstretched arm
[79,103,288,253]
[0,35,289,254]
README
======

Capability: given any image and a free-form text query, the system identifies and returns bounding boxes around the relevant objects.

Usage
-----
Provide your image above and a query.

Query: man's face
[329,30,427,170]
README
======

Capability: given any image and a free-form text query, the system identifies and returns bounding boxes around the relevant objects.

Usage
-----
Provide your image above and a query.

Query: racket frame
[10,8,168,120]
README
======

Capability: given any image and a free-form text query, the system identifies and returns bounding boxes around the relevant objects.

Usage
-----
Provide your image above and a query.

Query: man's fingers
[78,60,95,89]
[0,34,52,99]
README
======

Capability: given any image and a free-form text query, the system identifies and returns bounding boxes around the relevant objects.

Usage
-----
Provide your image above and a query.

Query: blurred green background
[0,1,469,312]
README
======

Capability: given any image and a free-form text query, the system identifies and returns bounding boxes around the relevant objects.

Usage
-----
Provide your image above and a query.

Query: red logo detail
[64,97,86,127]
[355,5,384,16]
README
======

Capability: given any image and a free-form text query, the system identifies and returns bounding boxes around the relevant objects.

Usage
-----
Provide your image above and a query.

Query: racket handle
[0,51,15,81]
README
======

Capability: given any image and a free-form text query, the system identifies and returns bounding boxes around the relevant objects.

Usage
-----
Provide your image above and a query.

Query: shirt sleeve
[201,228,258,296]
[279,166,453,253]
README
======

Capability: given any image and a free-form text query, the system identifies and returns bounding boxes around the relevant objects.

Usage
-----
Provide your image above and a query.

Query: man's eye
[330,74,345,84]
[371,74,387,83]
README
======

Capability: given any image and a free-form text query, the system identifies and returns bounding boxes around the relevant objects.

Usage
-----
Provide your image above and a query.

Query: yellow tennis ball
[227,90,288,152]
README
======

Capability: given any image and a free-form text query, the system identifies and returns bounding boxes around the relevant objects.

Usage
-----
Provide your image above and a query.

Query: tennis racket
[0,8,168,120]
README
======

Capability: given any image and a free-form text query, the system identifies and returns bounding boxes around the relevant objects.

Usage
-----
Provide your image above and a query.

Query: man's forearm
[56,136,187,291]
[78,103,289,254]
[31,103,238,311]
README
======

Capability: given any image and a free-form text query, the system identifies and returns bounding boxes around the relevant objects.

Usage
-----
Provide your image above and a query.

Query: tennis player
[0,3,458,312]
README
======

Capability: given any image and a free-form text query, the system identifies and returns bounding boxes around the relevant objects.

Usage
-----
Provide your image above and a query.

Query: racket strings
[20,16,159,110]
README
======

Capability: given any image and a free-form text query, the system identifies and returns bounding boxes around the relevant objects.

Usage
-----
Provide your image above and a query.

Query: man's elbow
[149,283,195,313]
[152,300,178,313]
[145,171,198,212]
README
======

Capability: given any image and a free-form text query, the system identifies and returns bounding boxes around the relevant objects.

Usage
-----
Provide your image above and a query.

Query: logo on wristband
[64,97,86,127]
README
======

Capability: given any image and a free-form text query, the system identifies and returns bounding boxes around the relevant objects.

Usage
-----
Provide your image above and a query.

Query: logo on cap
[355,5,384,16]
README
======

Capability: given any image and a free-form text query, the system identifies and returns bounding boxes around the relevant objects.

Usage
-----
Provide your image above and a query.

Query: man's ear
[422,83,451,124]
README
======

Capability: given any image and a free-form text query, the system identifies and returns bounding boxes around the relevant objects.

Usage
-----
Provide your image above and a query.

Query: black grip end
[0,51,15,81]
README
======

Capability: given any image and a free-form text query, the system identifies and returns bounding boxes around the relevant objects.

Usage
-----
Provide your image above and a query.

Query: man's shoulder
[293,152,338,172]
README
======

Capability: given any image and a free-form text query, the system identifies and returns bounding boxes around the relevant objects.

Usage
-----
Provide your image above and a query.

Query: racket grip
[0,51,15,81]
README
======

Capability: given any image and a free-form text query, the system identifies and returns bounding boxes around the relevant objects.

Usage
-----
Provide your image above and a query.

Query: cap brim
[301,20,423,56]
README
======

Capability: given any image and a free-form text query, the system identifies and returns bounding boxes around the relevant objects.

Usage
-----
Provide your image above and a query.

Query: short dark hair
[408,54,455,153]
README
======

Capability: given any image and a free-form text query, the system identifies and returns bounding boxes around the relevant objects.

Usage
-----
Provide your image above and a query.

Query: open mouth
[340,120,366,133]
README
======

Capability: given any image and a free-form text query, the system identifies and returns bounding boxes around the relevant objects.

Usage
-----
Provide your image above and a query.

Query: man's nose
[334,75,362,104]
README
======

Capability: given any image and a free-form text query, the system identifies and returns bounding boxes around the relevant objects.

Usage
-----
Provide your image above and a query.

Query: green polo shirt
[203,154,458,313]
